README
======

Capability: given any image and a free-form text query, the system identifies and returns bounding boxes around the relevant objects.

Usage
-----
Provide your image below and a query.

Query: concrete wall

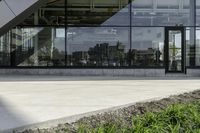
[0,69,165,76]
[187,69,200,77]
[0,68,198,77]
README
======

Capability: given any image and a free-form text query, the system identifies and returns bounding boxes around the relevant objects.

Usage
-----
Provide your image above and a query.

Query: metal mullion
[65,0,67,67]
[129,0,132,67]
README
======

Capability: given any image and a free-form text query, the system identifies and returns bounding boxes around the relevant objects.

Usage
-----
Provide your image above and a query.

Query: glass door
[165,27,185,73]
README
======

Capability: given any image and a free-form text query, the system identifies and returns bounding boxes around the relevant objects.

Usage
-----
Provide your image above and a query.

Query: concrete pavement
[0,75,200,131]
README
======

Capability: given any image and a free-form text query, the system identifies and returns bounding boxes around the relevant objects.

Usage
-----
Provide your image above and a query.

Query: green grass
[77,101,200,133]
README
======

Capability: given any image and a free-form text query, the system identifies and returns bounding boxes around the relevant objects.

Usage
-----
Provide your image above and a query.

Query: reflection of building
[88,42,127,66]
[130,48,162,67]
[70,42,127,67]
[11,28,35,66]
[0,0,200,76]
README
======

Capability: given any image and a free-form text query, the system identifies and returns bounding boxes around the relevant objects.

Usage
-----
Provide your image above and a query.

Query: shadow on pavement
[0,97,30,132]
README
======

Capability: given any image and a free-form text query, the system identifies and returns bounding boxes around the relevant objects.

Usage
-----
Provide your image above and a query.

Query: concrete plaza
[0,75,200,131]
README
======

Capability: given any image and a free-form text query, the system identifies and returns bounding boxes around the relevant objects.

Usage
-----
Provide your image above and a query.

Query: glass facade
[0,0,200,69]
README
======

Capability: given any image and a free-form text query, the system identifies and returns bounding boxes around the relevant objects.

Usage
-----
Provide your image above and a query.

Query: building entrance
[165,27,185,73]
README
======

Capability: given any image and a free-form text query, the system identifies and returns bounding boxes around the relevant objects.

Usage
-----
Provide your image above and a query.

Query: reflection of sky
[132,28,164,50]
[186,29,200,41]
[168,31,182,48]
[102,4,130,26]
[174,33,181,48]
[196,30,200,40]
[56,29,65,38]
[53,29,65,52]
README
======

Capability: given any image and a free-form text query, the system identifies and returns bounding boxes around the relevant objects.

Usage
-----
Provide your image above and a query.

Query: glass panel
[67,0,130,26]
[18,0,65,25]
[11,27,65,66]
[168,30,182,71]
[0,32,11,66]
[196,0,200,26]
[186,28,190,66]
[132,0,152,9]
[67,27,129,67]
[196,28,200,66]
[132,0,191,26]
[131,27,164,67]
[186,27,195,67]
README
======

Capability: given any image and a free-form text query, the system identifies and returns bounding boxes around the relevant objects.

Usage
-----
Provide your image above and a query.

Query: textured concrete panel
[187,69,200,77]
[134,69,145,77]
[144,69,156,77]
[0,68,200,77]
[102,69,114,76]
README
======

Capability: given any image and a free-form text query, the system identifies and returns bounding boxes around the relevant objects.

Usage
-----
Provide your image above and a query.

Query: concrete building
[0,0,200,76]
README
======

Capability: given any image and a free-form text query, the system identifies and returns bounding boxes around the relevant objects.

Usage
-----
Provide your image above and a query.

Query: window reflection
[196,28,200,66]
[186,28,196,67]
[67,27,129,67]
[131,27,164,67]
[11,27,65,66]
[196,0,200,26]
[0,32,10,66]
[132,0,191,26]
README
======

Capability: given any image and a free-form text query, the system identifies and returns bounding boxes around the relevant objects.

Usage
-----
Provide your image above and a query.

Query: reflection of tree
[38,44,51,66]
[108,42,126,66]
[169,44,180,60]
[169,43,181,71]
[39,44,64,66]
[130,48,161,67]
[52,48,65,66]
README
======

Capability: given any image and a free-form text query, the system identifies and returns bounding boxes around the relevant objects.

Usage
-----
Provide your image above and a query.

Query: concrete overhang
[0,0,46,36]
